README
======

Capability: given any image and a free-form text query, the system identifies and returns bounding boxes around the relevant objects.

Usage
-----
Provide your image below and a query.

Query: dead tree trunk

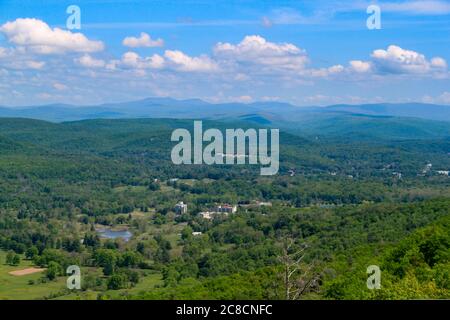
[278,238,319,300]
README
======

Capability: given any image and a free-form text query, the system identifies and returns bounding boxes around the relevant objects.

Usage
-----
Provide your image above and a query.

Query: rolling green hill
[0,117,448,300]
[1,99,450,141]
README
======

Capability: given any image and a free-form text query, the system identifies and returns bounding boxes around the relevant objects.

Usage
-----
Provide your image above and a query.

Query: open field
[0,251,66,300]
[0,251,164,300]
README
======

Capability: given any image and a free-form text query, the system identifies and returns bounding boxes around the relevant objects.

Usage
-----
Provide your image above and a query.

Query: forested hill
[0,117,449,179]
[0,117,448,300]
[1,99,450,141]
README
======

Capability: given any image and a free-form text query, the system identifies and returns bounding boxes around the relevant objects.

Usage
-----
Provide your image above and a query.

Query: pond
[96,228,132,242]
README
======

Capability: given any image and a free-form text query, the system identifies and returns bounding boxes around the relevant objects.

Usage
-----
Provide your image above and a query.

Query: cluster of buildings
[174,201,239,220]
[175,200,275,220]
[418,163,449,177]
[199,204,237,220]
[214,204,237,214]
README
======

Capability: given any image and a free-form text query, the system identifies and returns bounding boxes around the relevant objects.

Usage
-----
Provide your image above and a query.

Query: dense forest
[0,117,448,300]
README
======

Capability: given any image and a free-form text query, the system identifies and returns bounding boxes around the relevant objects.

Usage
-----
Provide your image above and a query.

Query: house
[422,163,432,174]
[174,201,188,214]
[192,232,202,236]
[199,211,228,220]
[199,212,212,219]
[392,172,402,179]
[437,170,449,176]
[214,204,237,214]
[198,204,237,219]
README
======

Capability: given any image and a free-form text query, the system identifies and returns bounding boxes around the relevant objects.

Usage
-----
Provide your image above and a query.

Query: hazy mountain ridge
[1,98,449,121]
[1,98,450,140]
[325,103,450,122]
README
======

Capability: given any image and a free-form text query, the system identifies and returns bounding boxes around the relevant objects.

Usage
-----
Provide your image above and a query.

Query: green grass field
[0,251,66,300]
[0,250,163,300]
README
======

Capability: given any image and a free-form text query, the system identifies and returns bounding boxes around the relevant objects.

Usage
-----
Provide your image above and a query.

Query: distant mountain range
[1,98,450,140]
[0,98,300,122]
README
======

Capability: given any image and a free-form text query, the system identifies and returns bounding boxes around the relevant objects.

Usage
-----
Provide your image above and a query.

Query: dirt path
[8,267,46,276]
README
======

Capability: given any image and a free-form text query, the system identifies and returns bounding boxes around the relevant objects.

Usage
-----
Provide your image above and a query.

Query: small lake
[96,228,132,241]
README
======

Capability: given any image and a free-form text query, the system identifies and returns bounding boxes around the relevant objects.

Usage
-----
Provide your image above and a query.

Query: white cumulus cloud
[122,32,164,48]
[431,57,447,69]
[116,50,217,72]
[213,35,309,72]
[164,50,219,72]
[120,51,165,69]
[75,54,106,68]
[0,18,104,54]
[370,45,447,74]
[349,60,372,73]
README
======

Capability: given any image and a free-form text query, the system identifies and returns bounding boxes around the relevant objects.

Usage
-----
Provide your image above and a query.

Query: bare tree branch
[278,237,319,300]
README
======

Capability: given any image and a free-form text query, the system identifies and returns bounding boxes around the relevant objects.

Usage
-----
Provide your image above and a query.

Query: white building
[437,170,449,176]
[199,212,212,219]
[392,172,402,179]
[174,201,188,214]
[192,232,202,236]
[199,211,228,220]
[215,204,237,214]
[422,163,432,174]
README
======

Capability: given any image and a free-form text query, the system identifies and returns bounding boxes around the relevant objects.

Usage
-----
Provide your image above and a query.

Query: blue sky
[0,0,450,106]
